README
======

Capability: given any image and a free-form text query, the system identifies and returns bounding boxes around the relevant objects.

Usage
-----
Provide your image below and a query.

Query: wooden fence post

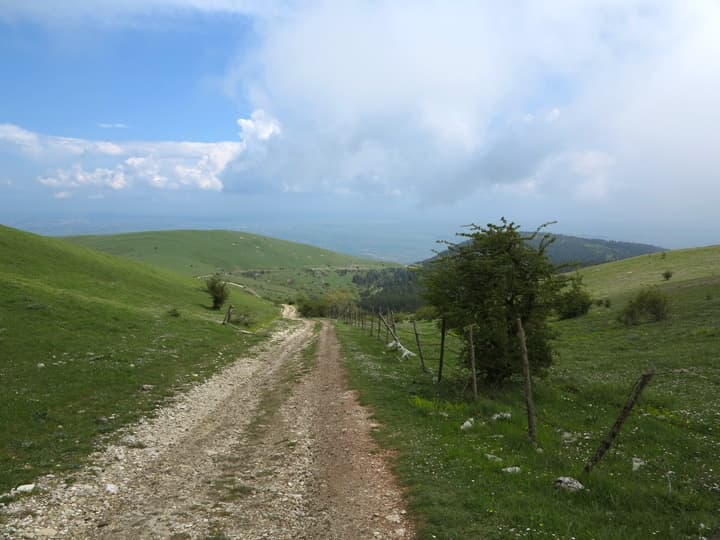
[438,317,447,382]
[468,324,478,400]
[583,367,656,474]
[412,320,428,373]
[517,317,537,445]
[222,304,235,325]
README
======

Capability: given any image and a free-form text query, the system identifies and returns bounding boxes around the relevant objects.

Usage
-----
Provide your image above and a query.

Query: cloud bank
[215,0,720,212]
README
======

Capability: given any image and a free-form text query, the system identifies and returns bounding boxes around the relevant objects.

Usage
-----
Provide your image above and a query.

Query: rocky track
[1,311,413,539]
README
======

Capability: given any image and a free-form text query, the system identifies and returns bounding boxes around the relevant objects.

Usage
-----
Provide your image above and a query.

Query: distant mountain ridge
[529,233,664,267]
[424,232,664,267]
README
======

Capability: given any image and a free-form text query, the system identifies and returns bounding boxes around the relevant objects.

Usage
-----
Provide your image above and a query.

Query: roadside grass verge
[0,226,279,496]
[336,276,720,539]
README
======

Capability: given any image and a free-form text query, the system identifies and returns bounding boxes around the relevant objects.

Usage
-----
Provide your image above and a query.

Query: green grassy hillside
[65,229,398,302]
[581,244,720,299]
[0,225,278,494]
[336,244,720,539]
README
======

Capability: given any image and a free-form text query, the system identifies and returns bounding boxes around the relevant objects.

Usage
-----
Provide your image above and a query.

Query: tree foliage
[421,219,561,384]
[296,289,355,318]
[352,267,424,312]
[555,273,593,320]
[205,273,229,310]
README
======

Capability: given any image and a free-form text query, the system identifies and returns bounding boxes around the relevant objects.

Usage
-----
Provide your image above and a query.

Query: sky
[1,1,719,262]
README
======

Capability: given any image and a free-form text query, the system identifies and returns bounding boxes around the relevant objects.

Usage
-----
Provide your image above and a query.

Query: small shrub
[619,288,670,326]
[662,270,674,281]
[205,274,229,310]
[556,276,593,319]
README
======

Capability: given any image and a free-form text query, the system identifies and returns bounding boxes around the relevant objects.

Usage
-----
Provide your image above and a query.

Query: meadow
[0,226,279,495]
[336,246,720,539]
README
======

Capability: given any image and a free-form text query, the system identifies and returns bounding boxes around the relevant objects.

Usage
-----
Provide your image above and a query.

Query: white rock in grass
[460,418,474,431]
[554,476,584,492]
[632,457,646,471]
[491,412,512,422]
[485,454,502,462]
[14,484,35,494]
[37,363,46,369]
[502,466,521,474]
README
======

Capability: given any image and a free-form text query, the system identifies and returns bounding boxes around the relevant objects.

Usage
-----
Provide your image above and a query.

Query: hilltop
[66,229,399,302]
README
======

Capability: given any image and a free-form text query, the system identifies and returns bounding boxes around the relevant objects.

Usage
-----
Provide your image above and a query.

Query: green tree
[555,273,593,319]
[205,274,229,310]
[421,219,560,384]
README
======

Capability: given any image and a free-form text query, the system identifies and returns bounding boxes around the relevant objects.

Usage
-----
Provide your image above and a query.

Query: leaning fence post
[583,367,656,474]
[412,320,428,373]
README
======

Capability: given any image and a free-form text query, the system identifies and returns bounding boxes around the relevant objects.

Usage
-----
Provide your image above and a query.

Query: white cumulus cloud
[0,124,247,196]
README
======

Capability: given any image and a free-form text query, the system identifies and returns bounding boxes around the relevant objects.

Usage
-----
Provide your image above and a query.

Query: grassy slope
[65,229,398,302]
[0,225,278,495]
[336,245,720,540]
[581,245,720,299]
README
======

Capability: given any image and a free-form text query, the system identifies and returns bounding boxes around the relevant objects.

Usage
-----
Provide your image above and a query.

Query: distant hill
[532,233,664,268]
[425,232,664,267]
[65,229,398,302]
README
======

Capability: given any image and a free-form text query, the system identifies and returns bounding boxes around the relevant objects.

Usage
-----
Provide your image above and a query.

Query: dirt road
[1,312,413,539]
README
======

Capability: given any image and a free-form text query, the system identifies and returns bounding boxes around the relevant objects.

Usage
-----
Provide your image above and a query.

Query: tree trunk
[438,317,447,382]
[468,325,478,400]
[412,320,428,373]
[517,317,537,445]
[583,368,656,474]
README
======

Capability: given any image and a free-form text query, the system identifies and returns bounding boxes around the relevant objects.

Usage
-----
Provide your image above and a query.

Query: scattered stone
[119,435,144,448]
[37,362,46,369]
[14,484,35,494]
[561,431,578,444]
[632,457,646,471]
[105,483,119,495]
[141,384,155,391]
[385,513,402,523]
[485,454,502,462]
[96,416,109,424]
[554,476,584,492]
[460,418,474,431]
[502,466,521,474]
[35,527,58,537]
[491,412,512,422]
